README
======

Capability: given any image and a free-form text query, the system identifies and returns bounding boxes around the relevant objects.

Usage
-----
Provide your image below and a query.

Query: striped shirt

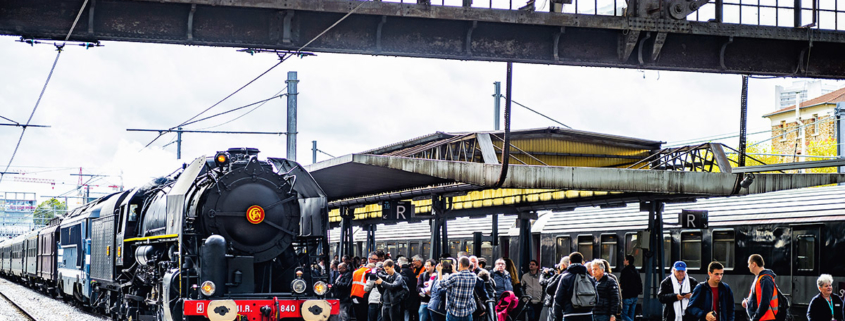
[441,269,478,317]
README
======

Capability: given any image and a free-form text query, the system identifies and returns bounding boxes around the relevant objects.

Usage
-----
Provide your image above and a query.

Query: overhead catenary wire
[197,86,287,130]
[0,115,19,124]
[0,0,90,186]
[0,47,63,185]
[144,56,294,148]
[296,0,368,53]
[499,95,572,129]
[179,94,286,128]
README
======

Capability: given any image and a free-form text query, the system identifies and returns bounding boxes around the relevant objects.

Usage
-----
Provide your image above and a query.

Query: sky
[1,36,843,207]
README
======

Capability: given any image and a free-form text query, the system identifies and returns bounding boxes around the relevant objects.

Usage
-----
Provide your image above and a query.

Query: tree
[33,198,67,226]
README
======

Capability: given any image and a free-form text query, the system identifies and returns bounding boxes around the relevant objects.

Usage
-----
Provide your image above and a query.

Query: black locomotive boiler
[2,148,337,321]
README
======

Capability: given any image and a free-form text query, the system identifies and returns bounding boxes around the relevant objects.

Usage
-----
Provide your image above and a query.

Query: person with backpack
[658,261,699,321]
[686,261,734,321]
[378,259,410,321]
[806,274,844,321]
[619,255,642,321]
[553,252,597,321]
[743,255,780,321]
[590,259,620,321]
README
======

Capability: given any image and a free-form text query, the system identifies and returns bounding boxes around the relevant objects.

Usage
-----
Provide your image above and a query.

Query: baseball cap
[673,261,687,271]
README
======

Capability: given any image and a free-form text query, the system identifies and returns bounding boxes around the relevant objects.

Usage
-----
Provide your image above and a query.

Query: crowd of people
[323,252,841,321]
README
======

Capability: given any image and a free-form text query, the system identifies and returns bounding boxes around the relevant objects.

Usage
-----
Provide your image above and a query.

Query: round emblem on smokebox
[246,205,265,224]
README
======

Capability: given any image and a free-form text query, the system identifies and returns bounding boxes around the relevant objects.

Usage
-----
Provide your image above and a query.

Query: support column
[365,224,376,254]
[517,214,533,275]
[176,127,183,160]
[339,207,354,259]
[312,140,317,164]
[493,81,501,130]
[836,103,844,179]
[492,213,499,259]
[430,195,444,260]
[739,75,749,167]
[641,201,666,319]
[286,71,299,161]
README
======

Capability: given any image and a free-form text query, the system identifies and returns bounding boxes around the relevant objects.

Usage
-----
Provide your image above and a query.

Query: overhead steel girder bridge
[2,0,845,78]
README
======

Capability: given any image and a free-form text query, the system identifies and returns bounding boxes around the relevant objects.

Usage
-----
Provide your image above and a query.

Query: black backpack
[772,282,791,321]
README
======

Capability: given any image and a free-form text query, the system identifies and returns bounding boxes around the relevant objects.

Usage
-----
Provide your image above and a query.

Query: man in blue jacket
[552,252,596,321]
[687,262,734,321]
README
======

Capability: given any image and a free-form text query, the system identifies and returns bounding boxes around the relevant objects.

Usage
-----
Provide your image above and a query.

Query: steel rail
[0,290,38,321]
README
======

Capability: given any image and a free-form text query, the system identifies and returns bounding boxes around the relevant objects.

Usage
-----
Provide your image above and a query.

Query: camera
[367,273,378,281]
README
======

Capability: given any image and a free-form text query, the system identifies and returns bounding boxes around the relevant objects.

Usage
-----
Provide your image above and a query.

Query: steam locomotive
[0,148,338,321]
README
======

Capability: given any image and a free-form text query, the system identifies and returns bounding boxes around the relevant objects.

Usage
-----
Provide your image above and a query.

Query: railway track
[0,290,38,321]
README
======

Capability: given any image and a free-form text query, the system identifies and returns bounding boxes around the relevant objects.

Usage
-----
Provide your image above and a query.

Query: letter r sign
[680,210,708,229]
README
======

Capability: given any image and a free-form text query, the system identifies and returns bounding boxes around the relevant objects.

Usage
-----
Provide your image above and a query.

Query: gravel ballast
[0,277,110,321]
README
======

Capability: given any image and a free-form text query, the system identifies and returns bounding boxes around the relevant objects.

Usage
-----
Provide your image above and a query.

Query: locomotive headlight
[313,281,328,296]
[215,152,230,167]
[291,279,307,294]
[200,281,216,296]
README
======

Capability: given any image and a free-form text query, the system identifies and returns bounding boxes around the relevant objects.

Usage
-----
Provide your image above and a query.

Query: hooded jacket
[553,264,597,318]
[476,269,496,302]
[746,269,777,321]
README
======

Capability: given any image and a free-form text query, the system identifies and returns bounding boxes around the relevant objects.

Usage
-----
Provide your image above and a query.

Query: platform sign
[381,201,414,221]
[680,210,708,229]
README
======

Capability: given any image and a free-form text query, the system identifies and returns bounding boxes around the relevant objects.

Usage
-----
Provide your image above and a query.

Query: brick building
[762,86,845,155]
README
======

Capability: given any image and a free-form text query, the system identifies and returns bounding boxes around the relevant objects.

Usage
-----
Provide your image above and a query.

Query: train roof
[329,214,517,243]
[330,184,845,241]
[541,184,845,234]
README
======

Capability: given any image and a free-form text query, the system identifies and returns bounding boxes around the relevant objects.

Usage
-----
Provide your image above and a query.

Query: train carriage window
[410,242,421,259]
[681,231,702,270]
[797,235,815,271]
[449,240,462,257]
[625,233,643,268]
[556,237,571,262]
[422,242,431,259]
[600,234,618,268]
[578,235,594,262]
[398,242,408,258]
[466,240,474,255]
[664,233,672,269]
[481,241,493,263]
[387,242,397,258]
[377,242,386,253]
[712,230,735,269]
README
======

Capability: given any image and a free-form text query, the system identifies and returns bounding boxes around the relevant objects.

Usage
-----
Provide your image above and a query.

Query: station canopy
[304,127,845,225]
